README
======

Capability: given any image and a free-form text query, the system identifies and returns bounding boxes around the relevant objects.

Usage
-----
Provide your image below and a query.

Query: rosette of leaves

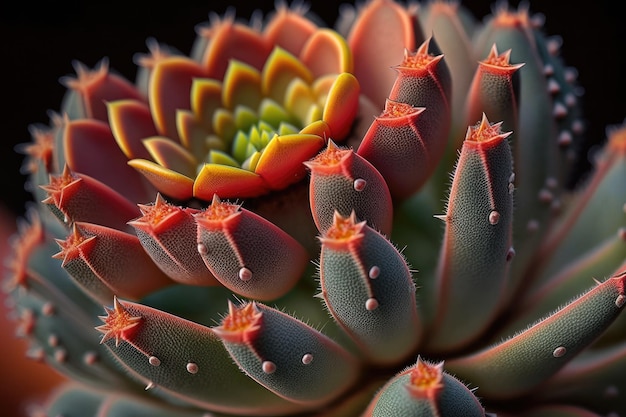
[5,1,626,416]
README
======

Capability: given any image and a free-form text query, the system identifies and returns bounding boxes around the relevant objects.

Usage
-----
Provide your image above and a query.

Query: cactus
[4,1,626,416]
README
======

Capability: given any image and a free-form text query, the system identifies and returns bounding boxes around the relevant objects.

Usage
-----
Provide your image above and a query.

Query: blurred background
[1,1,624,416]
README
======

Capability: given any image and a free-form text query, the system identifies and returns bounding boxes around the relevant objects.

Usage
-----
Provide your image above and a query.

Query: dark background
[1,0,625,219]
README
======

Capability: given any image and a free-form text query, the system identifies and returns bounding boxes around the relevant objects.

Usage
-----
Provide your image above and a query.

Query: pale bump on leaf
[357,100,430,199]
[195,195,308,300]
[318,211,421,365]
[306,140,393,236]
[101,298,304,415]
[446,272,626,399]
[213,301,359,406]
[430,114,514,352]
[129,194,220,286]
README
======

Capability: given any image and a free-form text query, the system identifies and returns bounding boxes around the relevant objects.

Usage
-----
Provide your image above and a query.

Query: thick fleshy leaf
[363,358,485,417]
[53,222,172,304]
[357,100,430,198]
[347,0,422,108]
[107,99,156,160]
[312,74,337,106]
[539,330,626,415]
[429,115,514,352]
[194,163,268,200]
[128,194,219,286]
[61,118,154,203]
[465,44,523,137]
[235,106,262,135]
[284,78,319,125]
[6,211,131,386]
[322,72,360,140]
[176,109,211,158]
[98,298,304,415]
[195,196,308,300]
[531,124,626,286]
[388,37,452,171]
[591,262,626,347]
[41,165,140,232]
[44,385,105,417]
[473,10,566,286]
[190,78,222,132]
[211,108,237,143]
[213,301,359,406]
[45,384,220,417]
[300,119,332,138]
[197,19,272,79]
[504,233,626,337]
[128,159,194,201]
[418,1,477,131]
[254,133,325,190]
[262,47,313,105]
[60,59,143,122]
[222,60,263,110]
[446,272,626,399]
[12,288,131,390]
[258,98,298,128]
[319,211,420,364]
[299,29,353,78]
[306,140,393,236]
[149,56,208,141]
[263,5,318,58]
[143,137,197,178]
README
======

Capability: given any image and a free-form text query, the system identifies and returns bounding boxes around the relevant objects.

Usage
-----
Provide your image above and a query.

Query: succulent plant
[4,0,626,416]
